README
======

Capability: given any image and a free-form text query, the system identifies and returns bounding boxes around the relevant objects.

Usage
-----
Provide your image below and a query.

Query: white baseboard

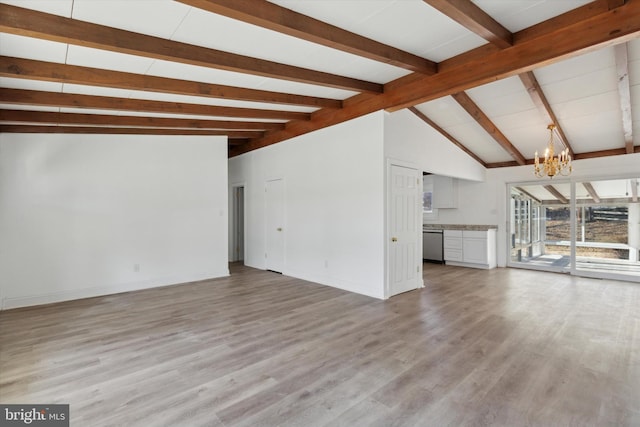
[1,269,230,310]
[445,260,494,269]
[283,268,385,300]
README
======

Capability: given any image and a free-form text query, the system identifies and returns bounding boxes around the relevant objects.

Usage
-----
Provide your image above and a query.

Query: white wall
[229,112,386,299]
[383,109,492,225]
[0,134,229,309]
[427,178,503,226]
[383,109,486,181]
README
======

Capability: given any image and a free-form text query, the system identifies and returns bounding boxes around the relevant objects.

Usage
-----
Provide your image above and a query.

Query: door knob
[277,227,282,231]
[391,237,398,242]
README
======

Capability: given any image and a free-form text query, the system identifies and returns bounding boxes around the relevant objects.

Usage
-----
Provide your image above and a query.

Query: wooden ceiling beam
[544,185,569,204]
[485,146,632,168]
[451,92,526,165]
[614,43,634,154]
[228,139,251,146]
[545,196,636,206]
[408,107,487,167]
[0,124,263,138]
[607,0,627,9]
[485,160,522,169]
[0,109,285,131]
[574,147,628,160]
[176,0,436,75]
[514,187,541,204]
[0,56,340,109]
[582,182,601,203]
[422,0,513,48]
[0,3,381,94]
[519,71,575,157]
[512,0,627,44]
[0,56,342,108]
[0,88,309,121]
[237,0,640,155]
[492,146,624,163]
[386,0,640,112]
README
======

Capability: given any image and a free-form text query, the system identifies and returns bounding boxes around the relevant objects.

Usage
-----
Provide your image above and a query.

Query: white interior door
[265,178,284,273]
[389,165,421,297]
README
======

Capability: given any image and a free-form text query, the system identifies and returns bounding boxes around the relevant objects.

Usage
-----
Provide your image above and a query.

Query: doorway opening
[231,185,245,263]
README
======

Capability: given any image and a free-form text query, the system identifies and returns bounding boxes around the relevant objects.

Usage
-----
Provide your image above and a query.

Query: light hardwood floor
[1,263,639,426]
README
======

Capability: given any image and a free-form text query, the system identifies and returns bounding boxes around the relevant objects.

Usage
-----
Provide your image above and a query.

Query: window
[423,190,433,213]
[422,176,437,220]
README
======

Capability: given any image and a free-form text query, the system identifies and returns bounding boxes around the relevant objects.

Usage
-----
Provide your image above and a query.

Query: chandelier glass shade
[534,124,572,178]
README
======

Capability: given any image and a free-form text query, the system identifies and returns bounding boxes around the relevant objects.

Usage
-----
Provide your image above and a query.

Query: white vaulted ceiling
[0,0,639,165]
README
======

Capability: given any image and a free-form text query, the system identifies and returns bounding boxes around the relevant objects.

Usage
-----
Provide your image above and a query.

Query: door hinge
[417,266,420,272]
[265,253,268,258]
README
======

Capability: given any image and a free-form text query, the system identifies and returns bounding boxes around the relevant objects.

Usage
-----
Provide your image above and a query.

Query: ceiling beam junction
[607,0,628,10]
[451,91,526,165]
[519,71,575,157]
[408,107,487,167]
[582,182,601,203]
[236,0,640,155]
[422,0,513,48]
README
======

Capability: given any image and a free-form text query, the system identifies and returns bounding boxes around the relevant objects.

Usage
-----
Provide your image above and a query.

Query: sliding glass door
[574,178,640,280]
[510,184,572,272]
[508,177,639,282]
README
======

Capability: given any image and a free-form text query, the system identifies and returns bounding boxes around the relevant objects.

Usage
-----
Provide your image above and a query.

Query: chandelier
[534,124,572,178]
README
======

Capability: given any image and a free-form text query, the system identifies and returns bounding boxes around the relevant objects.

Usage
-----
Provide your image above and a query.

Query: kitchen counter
[423,226,498,269]
[423,224,497,231]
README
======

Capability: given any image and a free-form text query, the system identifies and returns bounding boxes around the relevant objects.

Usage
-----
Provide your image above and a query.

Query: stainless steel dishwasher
[423,230,444,263]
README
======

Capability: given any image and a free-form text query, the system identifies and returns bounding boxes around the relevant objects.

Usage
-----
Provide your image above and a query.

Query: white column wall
[228,112,386,299]
[0,134,229,309]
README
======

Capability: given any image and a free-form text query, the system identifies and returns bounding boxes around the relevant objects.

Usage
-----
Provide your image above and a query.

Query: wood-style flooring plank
[1,263,639,426]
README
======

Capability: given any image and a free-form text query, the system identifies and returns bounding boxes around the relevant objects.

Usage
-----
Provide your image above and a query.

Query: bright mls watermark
[1,405,69,426]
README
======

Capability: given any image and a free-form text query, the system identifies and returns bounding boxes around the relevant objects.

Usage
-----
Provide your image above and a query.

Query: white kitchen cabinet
[433,175,458,209]
[442,230,462,261]
[443,230,462,261]
[443,229,496,269]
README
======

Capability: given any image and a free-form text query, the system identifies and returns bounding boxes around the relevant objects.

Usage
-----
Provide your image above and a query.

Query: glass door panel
[543,205,572,271]
[575,178,640,278]
[509,178,640,282]
[509,185,571,272]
